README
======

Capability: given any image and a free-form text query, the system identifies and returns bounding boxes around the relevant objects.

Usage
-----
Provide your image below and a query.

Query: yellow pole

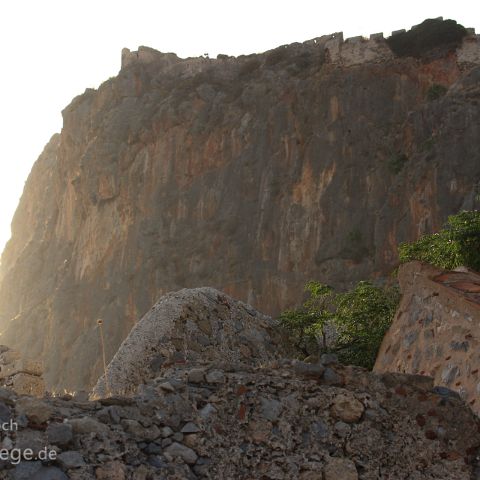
[97,319,110,396]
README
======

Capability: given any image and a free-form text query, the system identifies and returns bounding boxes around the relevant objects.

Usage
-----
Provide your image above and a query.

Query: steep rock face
[375,261,480,414]
[1,31,480,391]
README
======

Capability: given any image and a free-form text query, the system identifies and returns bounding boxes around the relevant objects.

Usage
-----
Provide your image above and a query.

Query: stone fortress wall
[375,261,480,415]
[121,17,480,71]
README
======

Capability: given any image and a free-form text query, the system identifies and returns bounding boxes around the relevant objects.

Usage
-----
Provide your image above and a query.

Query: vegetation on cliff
[399,210,480,271]
[282,210,480,369]
[279,281,399,369]
[386,18,467,59]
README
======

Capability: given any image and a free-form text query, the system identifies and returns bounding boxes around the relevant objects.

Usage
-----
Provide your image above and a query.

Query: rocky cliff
[1,20,480,391]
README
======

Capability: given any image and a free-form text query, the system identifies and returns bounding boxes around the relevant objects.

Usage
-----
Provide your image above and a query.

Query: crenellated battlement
[121,20,480,72]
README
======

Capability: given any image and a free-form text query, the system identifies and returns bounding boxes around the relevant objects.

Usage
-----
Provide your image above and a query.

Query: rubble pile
[0,346,44,398]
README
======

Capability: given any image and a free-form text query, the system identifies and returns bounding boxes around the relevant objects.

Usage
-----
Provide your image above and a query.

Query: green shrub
[333,282,400,369]
[279,282,334,356]
[341,229,370,262]
[388,153,408,174]
[279,281,399,369]
[398,210,480,271]
[386,19,467,59]
[426,84,448,101]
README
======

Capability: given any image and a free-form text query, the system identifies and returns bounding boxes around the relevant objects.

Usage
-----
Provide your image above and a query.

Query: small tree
[279,281,334,356]
[279,280,399,368]
[333,281,400,369]
[398,210,480,271]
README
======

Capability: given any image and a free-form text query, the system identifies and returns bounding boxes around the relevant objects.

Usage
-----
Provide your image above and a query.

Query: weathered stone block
[10,373,45,397]
[0,358,43,379]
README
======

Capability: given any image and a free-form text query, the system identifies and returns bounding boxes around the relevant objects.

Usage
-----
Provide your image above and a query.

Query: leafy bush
[388,153,408,174]
[426,84,448,101]
[341,229,370,262]
[398,210,480,271]
[279,282,334,356]
[279,281,399,369]
[386,19,467,59]
[333,282,400,369]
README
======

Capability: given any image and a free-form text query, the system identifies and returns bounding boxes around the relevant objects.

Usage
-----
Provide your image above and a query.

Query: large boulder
[92,288,285,398]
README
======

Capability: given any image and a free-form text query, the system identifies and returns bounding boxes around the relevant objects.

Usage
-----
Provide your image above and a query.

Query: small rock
[0,401,11,423]
[324,457,358,480]
[172,432,184,442]
[320,353,339,365]
[12,461,42,480]
[259,397,283,422]
[293,361,325,378]
[72,390,89,402]
[183,433,200,448]
[148,455,167,468]
[15,398,53,424]
[0,386,15,405]
[145,442,162,454]
[331,394,364,423]
[433,386,461,399]
[158,381,175,392]
[149,355,166,371]
[46,423,73,447]
[205,370,225,384]
[199,403,217,419]
[69,417,109,435]
[1,436,13,449]
[162,438,173,448]
[181,422,201,433]
[188,368,206,384]
[31,466,69,480]
[164,442,198,465]
[334,421,351,438]
[95,461,126,480]
[57,450,86,469]
[122,419,160,441]
[161,426,174,438]
[322,367,344,386]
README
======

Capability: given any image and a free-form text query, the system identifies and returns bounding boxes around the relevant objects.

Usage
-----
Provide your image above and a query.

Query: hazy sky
[0,1,478,254]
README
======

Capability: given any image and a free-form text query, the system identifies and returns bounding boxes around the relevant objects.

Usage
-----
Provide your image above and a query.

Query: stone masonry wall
[1,358,480,479]
[0,347,44,398]
[375,261,480,414]
[122,27,479,71]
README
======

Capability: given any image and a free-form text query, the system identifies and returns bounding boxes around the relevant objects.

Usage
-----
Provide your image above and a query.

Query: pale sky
[0,1,478,254]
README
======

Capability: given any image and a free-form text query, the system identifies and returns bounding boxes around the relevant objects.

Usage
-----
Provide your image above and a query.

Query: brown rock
[16,397,53,424]
[331,393,364,423]
[10,373,45,397]
[95,461,126,480]
[324,457,358,480]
